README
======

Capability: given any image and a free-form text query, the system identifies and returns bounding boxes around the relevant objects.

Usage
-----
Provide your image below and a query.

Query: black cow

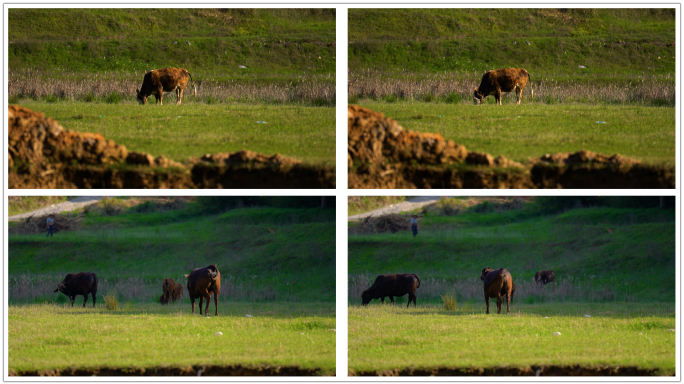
[361,274,420,307]
[473,68,533,105]
[53,272,98,308]
[534,270,556,286]
[481,267,514,314]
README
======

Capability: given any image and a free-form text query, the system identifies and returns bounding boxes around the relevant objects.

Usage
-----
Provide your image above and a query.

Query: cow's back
[71,272,97,294]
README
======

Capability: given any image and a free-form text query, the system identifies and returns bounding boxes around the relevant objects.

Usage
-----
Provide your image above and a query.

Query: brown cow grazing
[473,68,533,105]
[480,267,514,314]
[185,265,221,316]
[361,274,420,308]
[136,67,197,105]
[161,278,183,305]
[534,270,556,287]
[53,272,98,308]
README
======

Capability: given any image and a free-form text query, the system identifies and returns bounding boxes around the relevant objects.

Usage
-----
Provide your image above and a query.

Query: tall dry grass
[8,68,335,106]
[348,273,632,304]
[348,69,675,106]
[8,272,293,304]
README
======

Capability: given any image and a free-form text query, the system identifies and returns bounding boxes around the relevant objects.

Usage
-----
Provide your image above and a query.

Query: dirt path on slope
[8,196,103,221]
[348,196,454,221]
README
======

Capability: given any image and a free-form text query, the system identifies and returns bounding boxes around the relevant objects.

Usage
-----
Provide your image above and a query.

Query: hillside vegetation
[348,198,675,303]
[348,9,675,78]
[9,199,336,303]
[10,8,335,78]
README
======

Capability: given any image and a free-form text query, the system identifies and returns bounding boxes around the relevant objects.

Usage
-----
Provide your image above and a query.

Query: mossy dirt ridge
[8,105,334,189]
[347,105,674,189]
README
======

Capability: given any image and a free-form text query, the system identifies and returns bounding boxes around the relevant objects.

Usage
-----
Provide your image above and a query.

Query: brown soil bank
[348,105,674,189]
[8,105,334,189]
[9,364,327,376]
[351,365,669,376]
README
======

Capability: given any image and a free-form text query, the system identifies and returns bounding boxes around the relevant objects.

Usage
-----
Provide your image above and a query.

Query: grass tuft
[440,292,456,310]
[103,291,119,310]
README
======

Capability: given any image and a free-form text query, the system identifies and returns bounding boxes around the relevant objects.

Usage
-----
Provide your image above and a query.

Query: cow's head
[480,267,492,281]
[136,89,147,105]
[473,89,484,105]
[361,290,372,306]
[53,282,67,294]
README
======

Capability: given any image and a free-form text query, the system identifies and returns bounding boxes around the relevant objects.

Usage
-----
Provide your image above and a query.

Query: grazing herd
[53,264,221,316]
[361,268,556,314]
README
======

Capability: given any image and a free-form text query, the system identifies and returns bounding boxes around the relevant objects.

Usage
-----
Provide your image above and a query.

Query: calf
[185,265,221,316]
[473,68,532,105]
[534,270,556,287]
[161,278,183,305]
[361,274,420,308]
[480,267,514,314]
[136,67,197,105]
[53,272,98,308]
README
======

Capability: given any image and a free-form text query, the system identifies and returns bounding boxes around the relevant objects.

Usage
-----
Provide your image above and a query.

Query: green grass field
[16,101,335,164]
[348,303,674,375]
[9,302,335,375]
[353,101,675,166]
[349,9,674,77]
[348,198,675,374]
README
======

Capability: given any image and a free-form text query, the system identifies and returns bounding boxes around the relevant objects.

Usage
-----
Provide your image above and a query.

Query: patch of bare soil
[350,365,666,376]
[347,105,674,189]
[8,105,334,189]
[9,364,327,376]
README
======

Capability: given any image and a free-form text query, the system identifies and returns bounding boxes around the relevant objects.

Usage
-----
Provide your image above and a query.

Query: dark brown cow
[136,67,196,105]
[361,274,420,307]
[185,265,221,316]
[161,278,183,305]
[534,270,556,286]
[159,294,168,305]
[480,267,514,314]
[53,272,98,308]
[473,68,533,105]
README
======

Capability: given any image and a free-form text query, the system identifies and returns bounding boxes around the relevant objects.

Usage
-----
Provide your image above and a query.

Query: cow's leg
[496,294,502,314]
[70,296,75,307]
[516,86,522,105]
[190,295,196,314]
[92,291,97,308]
[214,291,219,317]
[408,293,417,308]
[177,88,184,105]
[204,293,211,316]
[199,296,205,315]
[506,291,511,313]
[496,89,502,105]
[83,295,88,308]
[485,295,490,314]
[389,296,395,304]
[380,297,385,304]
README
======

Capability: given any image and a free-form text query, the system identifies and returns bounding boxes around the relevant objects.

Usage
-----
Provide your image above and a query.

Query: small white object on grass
[215,332,223,336]
[578,65,587,69]
[239,65,248,69]
[584,314,591,317]
[553,332,561,336]
[245,314,253,317]
[639,333,643,335]
[544,317,549,319]
[667,329,675,332]
[330,329,336,332]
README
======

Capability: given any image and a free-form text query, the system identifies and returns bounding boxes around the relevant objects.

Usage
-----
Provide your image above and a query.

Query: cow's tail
[528,72,533,101]
[415,275,421,288]
[188,71,197,99]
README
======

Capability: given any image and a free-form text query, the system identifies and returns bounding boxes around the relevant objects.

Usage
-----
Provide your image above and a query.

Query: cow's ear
[184,274,189,278]
[53,288,58,293]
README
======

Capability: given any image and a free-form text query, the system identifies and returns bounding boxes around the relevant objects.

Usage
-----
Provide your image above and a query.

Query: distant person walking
[46,214,55,237]
[410,214,419,238]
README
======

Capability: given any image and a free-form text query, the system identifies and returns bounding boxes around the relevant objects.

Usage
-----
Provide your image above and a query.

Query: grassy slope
[347,196,407,216]
[348,206,675,302]
[8,196,69,216]
[17,101,335,164]
[348,9,675,78]
[9,303,335,374]
[348,303,674,374]
[354,101,675,165]
[9,9,336,78]
[9,206,336,302]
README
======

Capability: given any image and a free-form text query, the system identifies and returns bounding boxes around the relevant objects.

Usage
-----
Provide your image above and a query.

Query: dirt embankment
[347,105,674,189]
[9,364,326,376]
[350,365,666,376]
[8,105,334,189]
